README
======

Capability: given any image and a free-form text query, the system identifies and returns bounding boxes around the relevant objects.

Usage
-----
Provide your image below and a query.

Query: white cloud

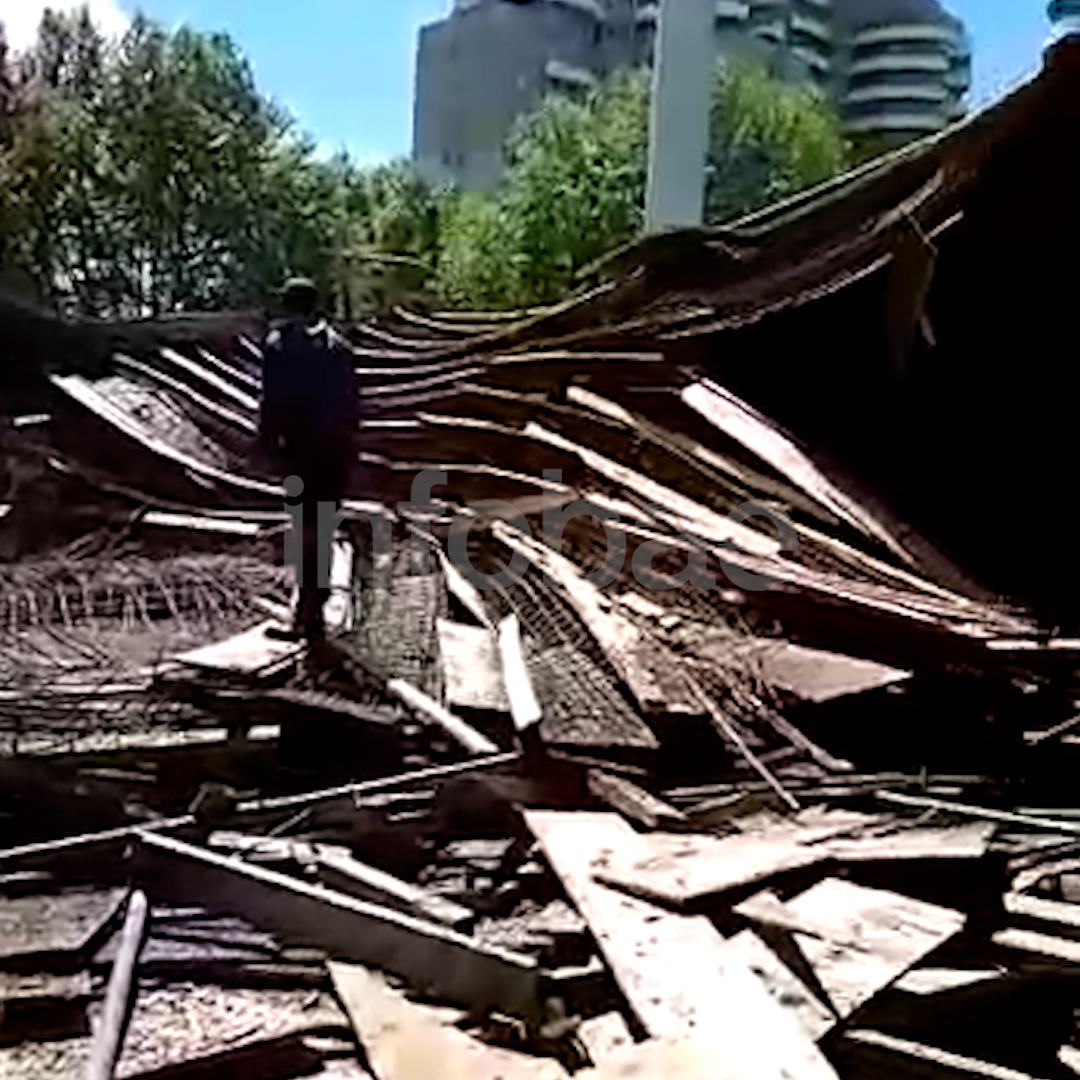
[1,0,129,54]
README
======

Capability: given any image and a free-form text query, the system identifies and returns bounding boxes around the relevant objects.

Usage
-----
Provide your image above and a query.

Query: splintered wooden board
[693,638,911,704]
[0,888,125,962]
[825,821,995,862]
[596,810,993,907]
[524,811,838,1080]
[592,819,830,907]
[436,619,510,713]
[721,930,836,1042]
[332,964,744,1080]
[784,879,966,1020]
[330,963,567,1080]
[175,621,301,674]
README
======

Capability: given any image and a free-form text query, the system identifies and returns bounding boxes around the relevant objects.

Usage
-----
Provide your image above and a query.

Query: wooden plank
[330,963,567,1080]
[827,821,996,862]
[438,546,497,631]
[524,421,781,557]
[175,621,302,675]
[1003,891,1080,929]
[586,770,687,830]
[594,812,846,908]
[735,890,846,944]
[524,811,839,1079]
[498,615,543,731]
[87,890,148,1080]
[721,929,836,1042]
[893,969,1004,995]
[388,678,500,754]
[879,792,1080,836]
[316,846,475,930]
[992,928,1080,964]
[782,879,966,1020]
[334,946,747,1080]
[695,638,911,704]
[1060,1045,1080,1076]
[142,511,263,535]
[134,831,541,1021]
[845,1029,1051,1080]
[681,380,907,559]
[436,619,510,713]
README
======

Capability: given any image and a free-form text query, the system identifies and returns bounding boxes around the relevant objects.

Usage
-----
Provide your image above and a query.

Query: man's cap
[281,277,317,304]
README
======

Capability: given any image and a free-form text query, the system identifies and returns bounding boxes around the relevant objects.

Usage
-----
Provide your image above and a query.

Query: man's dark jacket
[259,320,357,474]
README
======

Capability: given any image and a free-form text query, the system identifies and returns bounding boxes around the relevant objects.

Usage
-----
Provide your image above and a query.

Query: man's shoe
[265,625,303,643]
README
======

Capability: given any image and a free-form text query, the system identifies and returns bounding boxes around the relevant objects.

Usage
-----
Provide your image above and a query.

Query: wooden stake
[685,676,800,812]
[87,889,149,1080]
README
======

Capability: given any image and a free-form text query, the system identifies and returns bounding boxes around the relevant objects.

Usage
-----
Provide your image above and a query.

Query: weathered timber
[844,1029,1052,1080]
[524,811,839,1079]
[87,890,148,1080]
[499,614,543,731]
[133,831,541,1020]
[388,678,500,755]
[585,770,686,830]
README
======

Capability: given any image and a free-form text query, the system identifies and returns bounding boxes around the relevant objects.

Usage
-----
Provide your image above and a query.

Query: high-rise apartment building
[413,0,970,191]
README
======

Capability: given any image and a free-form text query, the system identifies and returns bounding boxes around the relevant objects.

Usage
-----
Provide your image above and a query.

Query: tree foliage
[2,7,852,319]
[0,7,444,318]
[438,61,850,309]
[707,61,850,223]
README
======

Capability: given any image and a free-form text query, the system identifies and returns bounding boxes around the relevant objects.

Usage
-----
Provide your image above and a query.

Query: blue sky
[5,1,1053,163]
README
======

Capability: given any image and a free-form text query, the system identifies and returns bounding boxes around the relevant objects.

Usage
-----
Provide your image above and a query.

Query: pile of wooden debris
[6,41,1080,1080]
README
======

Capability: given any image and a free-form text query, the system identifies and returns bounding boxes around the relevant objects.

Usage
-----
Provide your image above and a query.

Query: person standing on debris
[258,277,358,643]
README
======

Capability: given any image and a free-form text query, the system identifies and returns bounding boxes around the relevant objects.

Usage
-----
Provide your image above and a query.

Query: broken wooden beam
[524,811,839,1079]
[388,678,500,755]
[845,1029,1052,1080]
[992,928,1080,965]
[316,846,474,930]
[878,792,1080,836]
[87,889,149,1080]
[1003,891,1080,929]
[499,614,543,732]
[685,675,801,811]
[133,831,541,1021]
[585,770,686,830]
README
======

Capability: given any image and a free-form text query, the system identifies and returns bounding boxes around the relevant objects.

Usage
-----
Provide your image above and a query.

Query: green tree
[438,70,649,309]
[706,61,850,224]
[438,190,518,310]
[337,159,444,315]
[437,60,851,309]
[0,7,366,316]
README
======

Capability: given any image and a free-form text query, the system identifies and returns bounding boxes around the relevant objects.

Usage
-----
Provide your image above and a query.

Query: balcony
[545,59,600,88]
[852,22,963,49]
[635,2,659,24]
[849,54,949,76]
[791,11,831,43]
[845,82,945,103]
[844,112,945,134]
[791,45,832,73]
